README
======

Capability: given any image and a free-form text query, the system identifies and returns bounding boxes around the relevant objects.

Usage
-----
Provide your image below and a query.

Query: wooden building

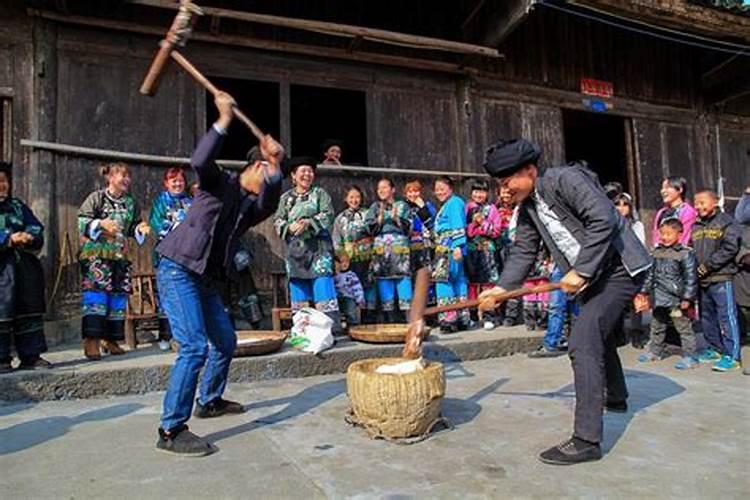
[0,0,748,325]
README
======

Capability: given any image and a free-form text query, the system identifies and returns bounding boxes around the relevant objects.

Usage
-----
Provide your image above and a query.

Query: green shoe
[712,356,740,372]
[697,348,721,363]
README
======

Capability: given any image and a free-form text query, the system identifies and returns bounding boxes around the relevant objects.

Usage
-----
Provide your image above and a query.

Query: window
[290,84,367,165]
[205,77,280,161]
[0,98,10,163]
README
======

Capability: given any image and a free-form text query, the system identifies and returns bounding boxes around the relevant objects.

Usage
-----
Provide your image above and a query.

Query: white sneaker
[483,320,495,330]
[158,340,171,352]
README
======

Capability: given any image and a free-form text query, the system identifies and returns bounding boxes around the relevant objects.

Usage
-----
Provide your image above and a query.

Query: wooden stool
[125,273,160,349]
[271,307,293,332]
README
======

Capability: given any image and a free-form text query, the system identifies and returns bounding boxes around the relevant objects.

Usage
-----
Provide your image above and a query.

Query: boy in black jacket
[636,218,698,369]
[692,189,742,372]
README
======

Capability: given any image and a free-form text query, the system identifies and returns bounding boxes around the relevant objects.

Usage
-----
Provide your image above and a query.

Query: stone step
[0,327,542,402]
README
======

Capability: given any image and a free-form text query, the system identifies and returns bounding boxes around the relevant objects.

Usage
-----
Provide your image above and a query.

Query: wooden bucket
[234,330,287,357]
[349,324,410,343]
[346,358,445,440]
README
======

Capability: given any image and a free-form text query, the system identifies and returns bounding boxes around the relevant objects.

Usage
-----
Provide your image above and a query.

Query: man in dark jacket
[692,189,742,372]
[636,218,699,369]
[478,139,650,465]
[155,92,285,456]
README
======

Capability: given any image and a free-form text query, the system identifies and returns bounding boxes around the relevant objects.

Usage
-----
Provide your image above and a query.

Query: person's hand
[290,220,309,236]
[214,91,236,130]
[560,269,587,294]
[478,287,507,313]
[452,247,463,261]
[680,300,691,310]
[137,222,151,236]
[473,212,485,225]
[634,294,650,313]
[260,134,284,171]
[10,232,33,247]
[100,218,121,236]
[414,196,425,208]
[697,264,709,278]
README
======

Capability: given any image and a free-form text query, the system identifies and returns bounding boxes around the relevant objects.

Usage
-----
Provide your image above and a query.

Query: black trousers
[568,264,643,443]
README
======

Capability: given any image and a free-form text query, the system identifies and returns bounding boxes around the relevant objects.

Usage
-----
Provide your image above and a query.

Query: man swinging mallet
[478,139,650,465]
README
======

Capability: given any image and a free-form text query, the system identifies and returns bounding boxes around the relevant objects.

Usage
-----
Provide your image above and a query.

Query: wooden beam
[567,0,750,44]
[481,0,535,47]
[31,9,474,76]
[129,0,501,58]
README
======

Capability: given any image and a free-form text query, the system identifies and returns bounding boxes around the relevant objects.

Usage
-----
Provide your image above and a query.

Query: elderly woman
[365,178,413,323]
[149,166,192,350]
[0,162,50,372]
[78,162,150,360]
[274,157,341,334]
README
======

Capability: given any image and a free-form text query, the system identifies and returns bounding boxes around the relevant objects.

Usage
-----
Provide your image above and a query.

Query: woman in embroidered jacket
[274,157,341,333]
[78,162,150,360]
[365,178,413,323]
[433,176,473,333]
[465,179,502,329]
[0,162,50,372]
[332,185,375,325]
[149,167,192,350]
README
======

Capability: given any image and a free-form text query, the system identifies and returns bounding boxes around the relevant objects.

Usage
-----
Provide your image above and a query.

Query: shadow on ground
[493,369,685,453]
[205,379,346,443]
[0,403,144,455]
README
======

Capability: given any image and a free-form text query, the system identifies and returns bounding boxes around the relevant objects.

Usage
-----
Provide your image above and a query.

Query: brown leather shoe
[83,338,101,360]
[101,339,126,355]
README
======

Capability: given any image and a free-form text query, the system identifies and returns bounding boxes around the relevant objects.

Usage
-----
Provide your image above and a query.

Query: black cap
[321,139,344,153]
[288,156,318,173]
[482,139,541,178]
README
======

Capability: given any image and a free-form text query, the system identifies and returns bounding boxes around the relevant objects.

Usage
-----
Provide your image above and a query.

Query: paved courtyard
[0,348,747,499]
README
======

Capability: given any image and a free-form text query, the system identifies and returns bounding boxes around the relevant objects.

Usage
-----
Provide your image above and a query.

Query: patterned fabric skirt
[80,257,132,340]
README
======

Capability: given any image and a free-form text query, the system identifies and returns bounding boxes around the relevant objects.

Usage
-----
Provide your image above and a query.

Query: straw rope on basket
[348,324,410,344]
[234,330,287,357]
[345,358,451,443]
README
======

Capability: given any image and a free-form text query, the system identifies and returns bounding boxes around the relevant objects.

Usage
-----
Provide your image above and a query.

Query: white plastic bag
[289,307,334,354]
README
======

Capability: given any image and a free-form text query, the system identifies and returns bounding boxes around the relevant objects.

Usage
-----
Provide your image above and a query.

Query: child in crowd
[333,255,365,329]
[465,179,502,329]
[522,246,552,331]
[636,218,699,369]
[692,189,743,372]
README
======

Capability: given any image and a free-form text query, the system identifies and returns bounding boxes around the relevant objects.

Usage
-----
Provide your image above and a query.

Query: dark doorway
[205,77,280,161]
[290,84,367,164]
[562,109,631,193]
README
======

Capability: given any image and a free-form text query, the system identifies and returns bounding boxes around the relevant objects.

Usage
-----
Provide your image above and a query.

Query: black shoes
[605,400,628,413]
[194,398,245,419]
[17,357,53,371]
[156,425,216,457]
[539,436,602,465]
[439,322,458,334]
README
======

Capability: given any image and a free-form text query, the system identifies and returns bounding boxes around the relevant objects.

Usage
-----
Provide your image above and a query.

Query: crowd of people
[0,119,748,379]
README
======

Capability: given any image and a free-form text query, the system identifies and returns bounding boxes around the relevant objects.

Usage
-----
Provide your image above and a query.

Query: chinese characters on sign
[580,78,614,98]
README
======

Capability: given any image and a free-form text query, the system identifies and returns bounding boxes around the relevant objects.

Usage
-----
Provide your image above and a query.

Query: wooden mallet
[139,0,264,141]
[402,281,563,359]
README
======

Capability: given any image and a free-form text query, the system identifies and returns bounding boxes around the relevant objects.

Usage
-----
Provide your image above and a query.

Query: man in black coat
[479,139,651,465]
[155,92,285,456]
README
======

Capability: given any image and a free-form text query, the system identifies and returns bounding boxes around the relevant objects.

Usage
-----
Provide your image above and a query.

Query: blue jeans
[700,281,741,360]
[544,267,578,349]
[157,258,237,431]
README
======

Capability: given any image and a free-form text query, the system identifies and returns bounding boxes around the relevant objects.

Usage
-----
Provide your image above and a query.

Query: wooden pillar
[30,18,58,294]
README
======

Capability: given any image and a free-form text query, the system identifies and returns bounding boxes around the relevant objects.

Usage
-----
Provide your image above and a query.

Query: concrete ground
[0,348,747,499]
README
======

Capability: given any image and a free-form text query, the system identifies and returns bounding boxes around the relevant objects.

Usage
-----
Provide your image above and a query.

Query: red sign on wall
[580,78,614,98]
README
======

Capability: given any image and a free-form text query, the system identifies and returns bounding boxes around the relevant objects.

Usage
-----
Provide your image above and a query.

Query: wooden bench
[271,307,293,331]
[125,273,160,349]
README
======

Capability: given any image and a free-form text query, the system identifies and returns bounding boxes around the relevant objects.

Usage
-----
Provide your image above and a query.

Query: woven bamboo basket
[348,324,410,343]
[346,358,445,439]
[234,330,287,357]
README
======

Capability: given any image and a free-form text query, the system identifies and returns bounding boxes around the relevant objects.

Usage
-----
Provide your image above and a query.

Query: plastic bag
[289,307,334,354]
